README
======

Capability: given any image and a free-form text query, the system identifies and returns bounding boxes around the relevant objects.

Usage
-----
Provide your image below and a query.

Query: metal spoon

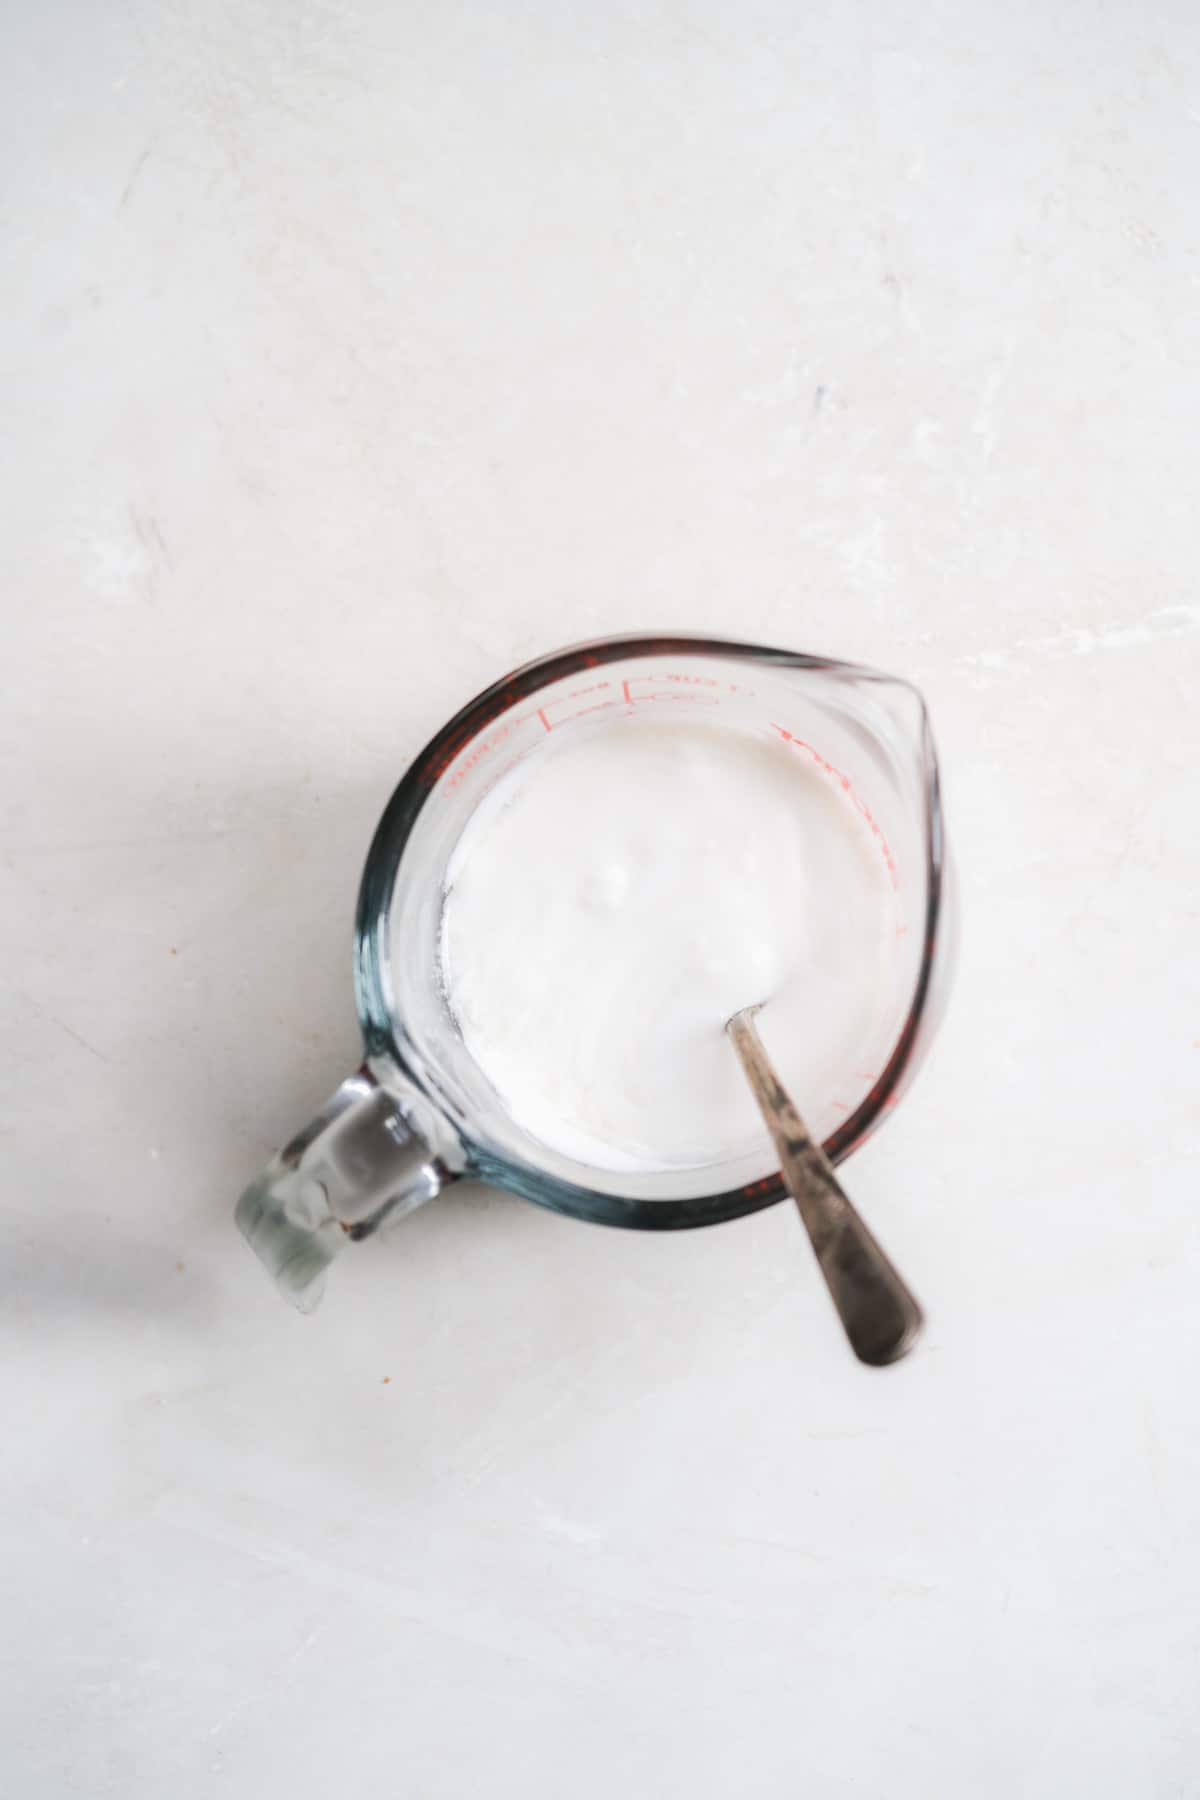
[726,1006,923,1366]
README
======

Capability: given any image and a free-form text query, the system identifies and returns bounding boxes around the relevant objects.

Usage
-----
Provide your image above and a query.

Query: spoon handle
[727,1009,923,1366]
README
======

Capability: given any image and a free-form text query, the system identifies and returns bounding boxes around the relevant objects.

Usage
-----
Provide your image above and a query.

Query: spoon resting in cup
[726,1004,923,1366]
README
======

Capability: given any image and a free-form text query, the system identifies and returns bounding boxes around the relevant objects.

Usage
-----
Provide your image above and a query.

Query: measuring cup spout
[235,1065,455,1310]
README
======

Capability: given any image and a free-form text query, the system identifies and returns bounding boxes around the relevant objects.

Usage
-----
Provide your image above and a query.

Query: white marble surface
[4,3,1200,1794]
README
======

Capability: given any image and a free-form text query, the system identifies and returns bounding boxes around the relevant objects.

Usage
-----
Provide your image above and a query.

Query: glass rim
[354,633,946,1229]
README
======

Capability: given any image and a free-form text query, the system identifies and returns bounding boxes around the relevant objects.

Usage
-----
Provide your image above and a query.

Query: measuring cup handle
[235,1065,454,1311]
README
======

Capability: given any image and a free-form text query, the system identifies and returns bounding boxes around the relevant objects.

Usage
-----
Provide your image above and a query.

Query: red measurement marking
[621,674,721,706]
[742,1175,777,1198]
[440,708,539,788]
[769,723,900,889]
[830,1100,850,1115]
[623,671,753,696]
[437,671,753,785]
[537,698,623,731]
[537,681,618,731]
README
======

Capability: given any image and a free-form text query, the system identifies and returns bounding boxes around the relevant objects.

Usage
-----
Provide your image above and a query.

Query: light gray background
[3,3,1199,1794]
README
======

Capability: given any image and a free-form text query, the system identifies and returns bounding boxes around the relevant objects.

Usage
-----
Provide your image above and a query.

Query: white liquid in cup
[438,716,900,1174]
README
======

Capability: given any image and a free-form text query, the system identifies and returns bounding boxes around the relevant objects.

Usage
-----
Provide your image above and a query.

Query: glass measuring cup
[236,635,954,1309]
